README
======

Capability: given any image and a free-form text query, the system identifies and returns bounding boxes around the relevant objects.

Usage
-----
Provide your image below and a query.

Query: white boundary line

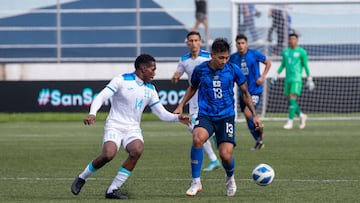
[0,177,358,183]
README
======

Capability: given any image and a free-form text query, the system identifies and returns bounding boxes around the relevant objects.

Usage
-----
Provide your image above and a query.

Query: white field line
[0,177,358,183]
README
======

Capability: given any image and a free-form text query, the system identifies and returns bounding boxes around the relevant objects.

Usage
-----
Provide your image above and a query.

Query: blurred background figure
[267,4,290,56]
[191,0,211,46]
[238,4,262,43]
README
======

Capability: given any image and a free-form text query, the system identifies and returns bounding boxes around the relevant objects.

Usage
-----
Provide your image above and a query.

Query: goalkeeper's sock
[107,167,131,193]
[247,117,262,142]
[79,162,97,180]
[222,156,235,178]
[288,97,298,120]
[191,146,203,178]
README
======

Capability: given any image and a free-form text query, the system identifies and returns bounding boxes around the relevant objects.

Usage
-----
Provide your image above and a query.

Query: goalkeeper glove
[270,75,278,85]
[305,76,315,91]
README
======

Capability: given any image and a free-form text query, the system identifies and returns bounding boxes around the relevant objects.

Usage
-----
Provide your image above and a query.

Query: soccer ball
[252,163,275,186]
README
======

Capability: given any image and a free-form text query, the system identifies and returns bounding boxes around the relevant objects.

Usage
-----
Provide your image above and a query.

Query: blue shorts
[239,94,261,112]
[194,115,236,147]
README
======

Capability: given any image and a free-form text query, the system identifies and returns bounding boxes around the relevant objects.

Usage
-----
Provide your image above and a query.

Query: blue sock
[247,117,261,142]
[190,146,203,178]
[222,156,235,177]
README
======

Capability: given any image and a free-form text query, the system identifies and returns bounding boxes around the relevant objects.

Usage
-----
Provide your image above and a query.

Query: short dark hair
[134,54,156,70]
[289,33,298,38]
[235,34,248,42]
[211,38,230,53]
[187,31,202,40]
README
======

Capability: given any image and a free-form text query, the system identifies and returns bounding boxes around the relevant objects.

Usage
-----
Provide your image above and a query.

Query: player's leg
[293,82,307,129]
[202,139,220,171]
[106,132,144,199]
[283,82,294,129]
[241,95,264,150]
[284,82,303,129]
[216,116,237,196]
[186,117,212,196]
[71,130,120,195]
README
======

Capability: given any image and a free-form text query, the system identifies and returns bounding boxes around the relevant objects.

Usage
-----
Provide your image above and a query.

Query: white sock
[287,120,293,125]
[193,177,201,184]
[79,162,97,180]
[107,167,131,193]
[203,140,217,162]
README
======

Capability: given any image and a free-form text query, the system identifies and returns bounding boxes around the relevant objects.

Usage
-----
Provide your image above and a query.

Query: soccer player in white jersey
[172,31,221,172]
[71,54,190,199]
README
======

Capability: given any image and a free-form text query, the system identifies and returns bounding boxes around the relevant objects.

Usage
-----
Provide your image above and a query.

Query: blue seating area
[0,0,189,62]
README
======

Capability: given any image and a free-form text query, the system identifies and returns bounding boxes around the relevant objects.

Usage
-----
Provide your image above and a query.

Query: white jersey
[89,72,178,131]
[176,50,210,115]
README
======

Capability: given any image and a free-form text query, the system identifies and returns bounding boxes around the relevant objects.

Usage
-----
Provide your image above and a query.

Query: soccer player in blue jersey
[70,54,190,199]
[229,34,271,151]
[172,31,221,172]
[175,38,262,197]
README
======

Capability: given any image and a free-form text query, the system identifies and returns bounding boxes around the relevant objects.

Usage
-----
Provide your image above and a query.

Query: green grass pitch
[0,114,359,203]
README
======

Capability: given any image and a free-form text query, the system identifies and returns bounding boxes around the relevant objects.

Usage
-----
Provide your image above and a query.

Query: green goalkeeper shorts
[284,81,302,96]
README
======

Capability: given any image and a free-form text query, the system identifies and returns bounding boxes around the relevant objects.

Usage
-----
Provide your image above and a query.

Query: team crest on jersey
[293,52,300,57]
[144,88,151,99]
[213,80,221,87]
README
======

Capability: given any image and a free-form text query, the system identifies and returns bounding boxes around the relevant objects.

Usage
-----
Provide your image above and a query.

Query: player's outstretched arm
[151,103,190,126]
[174,85,197,114]
[83,114,96,125]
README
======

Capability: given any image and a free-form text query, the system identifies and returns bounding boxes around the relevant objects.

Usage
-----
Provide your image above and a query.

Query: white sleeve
[151,103,179,122]
[176,59,185,76]
[89,87,114,116]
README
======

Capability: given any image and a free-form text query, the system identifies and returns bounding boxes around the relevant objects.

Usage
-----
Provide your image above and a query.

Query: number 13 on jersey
[213,80,222,99]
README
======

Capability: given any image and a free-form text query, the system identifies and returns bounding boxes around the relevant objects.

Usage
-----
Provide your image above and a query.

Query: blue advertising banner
[0,80,188,113]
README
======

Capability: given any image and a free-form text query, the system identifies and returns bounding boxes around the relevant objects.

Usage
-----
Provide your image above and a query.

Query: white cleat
[225,175,237,197]
[299,114,307,129]
[186,180,202,197]
[283,121,293,129]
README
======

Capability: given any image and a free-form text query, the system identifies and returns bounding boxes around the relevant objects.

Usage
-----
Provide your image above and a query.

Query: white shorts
[103,127,144,151]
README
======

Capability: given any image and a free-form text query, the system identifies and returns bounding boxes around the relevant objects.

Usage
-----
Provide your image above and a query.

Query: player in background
[175,38,262,197]
[229,34,271,151]
[272,33,314,129]
[172,31,221,171]
[71,54,190,199]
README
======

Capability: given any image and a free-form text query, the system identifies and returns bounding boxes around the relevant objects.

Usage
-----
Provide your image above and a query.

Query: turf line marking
[0,177,358,183]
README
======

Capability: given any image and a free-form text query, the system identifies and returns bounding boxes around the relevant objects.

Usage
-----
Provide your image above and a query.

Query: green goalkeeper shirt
[277,46,310,82]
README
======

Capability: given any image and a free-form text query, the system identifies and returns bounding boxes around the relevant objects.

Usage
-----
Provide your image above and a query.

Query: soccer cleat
[71,176,86,195]
[251,142,265,151]
[203,160,221,171]
[299,114,307,129]
[186,180,202,197]
[283,121,293,129]
[105,189,129,199]
[225,175,237,197]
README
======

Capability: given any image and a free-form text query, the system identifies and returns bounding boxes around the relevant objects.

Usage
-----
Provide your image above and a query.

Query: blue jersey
[229,49,266,95]
[191,61,246,120]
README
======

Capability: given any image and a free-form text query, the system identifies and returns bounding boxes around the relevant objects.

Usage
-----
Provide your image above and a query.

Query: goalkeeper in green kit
[272,33,314,129]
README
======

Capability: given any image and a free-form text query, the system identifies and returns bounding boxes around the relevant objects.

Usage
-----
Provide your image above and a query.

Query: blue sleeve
[231,63,247,86]
[254,50,266,63]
